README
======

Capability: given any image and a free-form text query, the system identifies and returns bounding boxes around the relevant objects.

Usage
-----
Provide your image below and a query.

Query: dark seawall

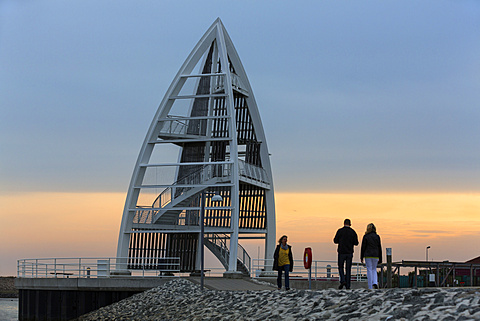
[15,277,171,321]
[0,277,18,298]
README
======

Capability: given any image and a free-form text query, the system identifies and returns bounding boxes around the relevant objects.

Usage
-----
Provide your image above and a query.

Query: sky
[1,1,480,276]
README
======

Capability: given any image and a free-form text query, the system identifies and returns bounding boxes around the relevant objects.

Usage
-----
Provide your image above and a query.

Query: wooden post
[380,267,384,288]
[386,248,392,288]
[398,266,401,288]
[453,264,456,287]
[470,264,473,286]
[414,266,417,288]
[474,268,477,286]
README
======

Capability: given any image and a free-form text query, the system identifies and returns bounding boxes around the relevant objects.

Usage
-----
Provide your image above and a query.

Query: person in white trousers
[360,223,382,289]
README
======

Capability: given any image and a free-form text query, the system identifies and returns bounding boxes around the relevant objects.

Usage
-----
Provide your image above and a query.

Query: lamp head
[211,194,223,202]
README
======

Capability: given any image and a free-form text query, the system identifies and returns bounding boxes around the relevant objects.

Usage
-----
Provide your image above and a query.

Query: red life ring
[303,247,312,269]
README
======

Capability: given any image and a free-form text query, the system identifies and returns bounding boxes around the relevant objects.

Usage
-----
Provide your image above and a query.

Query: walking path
[188,277,275,291]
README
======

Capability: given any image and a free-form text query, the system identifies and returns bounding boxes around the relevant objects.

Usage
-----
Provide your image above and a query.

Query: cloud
[409,230,450,234]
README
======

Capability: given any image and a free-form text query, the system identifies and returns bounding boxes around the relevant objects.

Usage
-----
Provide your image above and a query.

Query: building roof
[465,256,480,264]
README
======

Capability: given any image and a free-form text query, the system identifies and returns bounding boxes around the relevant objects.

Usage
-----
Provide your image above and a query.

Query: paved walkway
[188,277,275,291]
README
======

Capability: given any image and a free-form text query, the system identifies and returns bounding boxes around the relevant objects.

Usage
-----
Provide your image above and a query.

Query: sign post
[303,247,313,289]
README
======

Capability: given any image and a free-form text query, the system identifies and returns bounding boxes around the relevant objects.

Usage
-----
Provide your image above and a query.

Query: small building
[414,256,480,287]
[465,255,480,264]
[454,256,480,286]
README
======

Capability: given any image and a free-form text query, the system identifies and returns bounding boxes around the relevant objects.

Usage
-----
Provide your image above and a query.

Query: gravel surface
[76,278,480,320]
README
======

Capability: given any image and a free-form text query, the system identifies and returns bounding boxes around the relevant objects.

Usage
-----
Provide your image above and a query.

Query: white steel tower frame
[117,18,275,275]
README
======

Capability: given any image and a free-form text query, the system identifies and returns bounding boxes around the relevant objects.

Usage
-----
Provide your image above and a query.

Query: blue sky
[1,0,480,194]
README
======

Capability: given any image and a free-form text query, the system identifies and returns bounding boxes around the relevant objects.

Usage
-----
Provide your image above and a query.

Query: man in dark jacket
[333,218,359,289]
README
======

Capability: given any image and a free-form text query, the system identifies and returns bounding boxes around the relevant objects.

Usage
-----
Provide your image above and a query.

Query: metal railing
[135,160,269,225]
[158,115,230,138]
[154,164,209,209]
[205,233,230,265]
[238,160,269,185]
[155,163,232,208]
[133,163,232,224]
[205,234,251,274]
[214,72,248,95]
[159,116,188,136]
[238,243,251,274]
[251,258,367,282]
[17,257,180,279]
[133,207,157,224]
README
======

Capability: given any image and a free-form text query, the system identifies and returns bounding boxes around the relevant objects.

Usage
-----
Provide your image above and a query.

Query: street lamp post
[426,246,431,262]
[200,191,223,291]
[200,192,206,291]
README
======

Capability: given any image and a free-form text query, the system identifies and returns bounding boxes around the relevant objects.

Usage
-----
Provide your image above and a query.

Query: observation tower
[117,18,275,276]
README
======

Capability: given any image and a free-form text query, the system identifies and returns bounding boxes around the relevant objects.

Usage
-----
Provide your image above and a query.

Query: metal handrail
[158,116,190,136]
[205,233,251,274]
[17,257,181,279]
[238,243,251,274]
[205,233,229,263]
[134,163,232,224]
[155,163,232,208]
[153,164,209,209]
[133,207,157,224]
[214,72,248,95]
[251,258,367,281]
[238,160,269,185]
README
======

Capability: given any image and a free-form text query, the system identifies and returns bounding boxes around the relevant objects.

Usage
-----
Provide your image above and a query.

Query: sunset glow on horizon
[1,191,479,276]
[274,192,480,265]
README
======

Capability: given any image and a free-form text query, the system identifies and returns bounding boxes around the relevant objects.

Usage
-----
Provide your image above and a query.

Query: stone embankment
[76,278,480,320]
[0,277,18,298]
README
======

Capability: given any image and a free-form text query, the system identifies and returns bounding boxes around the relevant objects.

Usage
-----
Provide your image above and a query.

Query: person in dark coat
[361,223,382,289]
[333,218,359,289]
[273,235,293,290]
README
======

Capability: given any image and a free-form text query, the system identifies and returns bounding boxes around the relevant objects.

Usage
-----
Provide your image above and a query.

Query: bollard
[386,248,392,288]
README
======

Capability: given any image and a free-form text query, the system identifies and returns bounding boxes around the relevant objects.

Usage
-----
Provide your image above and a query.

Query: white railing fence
[159,116,188,136]
[204,234,251,274]
[18,257,366,281]
[17,257,180,279]
[214,72,248,95]
[237,243,251,274]
[252,258,367,282]
[238,160,269,185]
